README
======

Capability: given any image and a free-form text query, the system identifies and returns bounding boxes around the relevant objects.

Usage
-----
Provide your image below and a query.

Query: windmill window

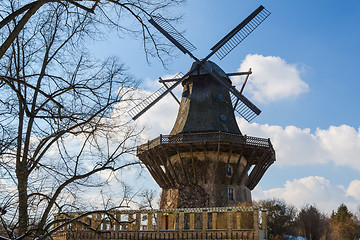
[220,114,227,121]
[226,166,232,176]
[228,188,234,201]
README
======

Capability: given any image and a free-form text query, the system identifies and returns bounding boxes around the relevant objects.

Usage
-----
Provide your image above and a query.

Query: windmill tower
[131,6,275,209]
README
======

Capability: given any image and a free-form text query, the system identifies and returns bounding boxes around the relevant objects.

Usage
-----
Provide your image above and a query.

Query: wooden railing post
[135,213,141,231]
[115,213,121,231]
[236,211,241,229]
[189,213,195,230]
[156,212,161,234]
[262,210,267,238]
[128,214,134,231]
[212,212,217,229]
[90,213,97,230]
[227,210,232,237]
[169,213,175,230]
[202,211,208,236]
[253,210,259,240]
[99,213,104,230]
[179,212,184,234]
[147,213,153,230]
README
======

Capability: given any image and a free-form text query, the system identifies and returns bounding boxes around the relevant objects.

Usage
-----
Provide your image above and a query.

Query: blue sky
[92,0,360,213]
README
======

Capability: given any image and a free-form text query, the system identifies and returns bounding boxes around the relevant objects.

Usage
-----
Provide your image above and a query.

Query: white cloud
[237,118,360,171]
[237,119,360,212]
[316,125,360,170]
[136,94,178,137]
[346,180,360,200]
[233,54,309,103]
[253,176,359,214]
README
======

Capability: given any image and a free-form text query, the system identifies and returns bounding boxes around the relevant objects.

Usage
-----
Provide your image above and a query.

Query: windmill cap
[188,60,230,80]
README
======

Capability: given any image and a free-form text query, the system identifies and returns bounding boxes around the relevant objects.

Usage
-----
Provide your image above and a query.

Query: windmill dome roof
[188,60,228,79]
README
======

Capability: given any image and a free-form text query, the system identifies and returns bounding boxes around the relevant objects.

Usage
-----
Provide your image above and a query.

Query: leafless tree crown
[0,0,183,239]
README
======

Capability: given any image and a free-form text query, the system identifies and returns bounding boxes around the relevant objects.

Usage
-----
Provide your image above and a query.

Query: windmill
[134,6,275,210]
[129,5,270,122]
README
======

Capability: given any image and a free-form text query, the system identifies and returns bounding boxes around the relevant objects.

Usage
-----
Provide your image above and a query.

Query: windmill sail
[131,6,269,122]
[230,90,261,122]
[208,5,270,60]
[149,14,197,55]
[128,73,185,120]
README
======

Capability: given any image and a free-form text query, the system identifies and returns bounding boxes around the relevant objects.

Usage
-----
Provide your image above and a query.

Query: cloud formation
[236,118,360,213]
[237,118,360,171]
[317,125,360,170]
[233,54,309,103]
[253,176,360,214]
[346,179,360,201]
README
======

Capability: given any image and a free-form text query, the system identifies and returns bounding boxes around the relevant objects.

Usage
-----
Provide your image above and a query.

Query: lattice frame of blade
[128,72,184,119]
[230,92,259,122]
[151,14,197,53]
[215,8,270,60]
[235,100,258,122]
[128,85,167,119]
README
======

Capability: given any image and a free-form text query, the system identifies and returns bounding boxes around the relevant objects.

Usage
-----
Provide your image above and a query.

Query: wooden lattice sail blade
[208,5,270,60]
[230,90,261,122]
[128,86,167,120]
[149,14,197,55]
[128,73,184,120]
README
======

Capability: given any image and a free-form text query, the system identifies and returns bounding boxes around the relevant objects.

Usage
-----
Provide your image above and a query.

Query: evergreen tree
[330,204,360,240]
[296,205,328,240]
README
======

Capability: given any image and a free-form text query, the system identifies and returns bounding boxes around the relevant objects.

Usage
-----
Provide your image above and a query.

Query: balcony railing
[53,206,267,240]
[138,131,274,155]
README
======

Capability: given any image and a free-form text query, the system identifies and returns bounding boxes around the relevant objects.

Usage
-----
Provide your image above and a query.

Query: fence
[53,206,267,239]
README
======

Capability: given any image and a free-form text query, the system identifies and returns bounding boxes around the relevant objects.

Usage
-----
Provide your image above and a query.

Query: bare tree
[138,189,158,210]
[257,199,297,239]
[0,0,183,62]
[0,0,183,239]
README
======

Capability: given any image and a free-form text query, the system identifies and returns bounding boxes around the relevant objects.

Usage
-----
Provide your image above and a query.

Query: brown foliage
[328,204,360,240]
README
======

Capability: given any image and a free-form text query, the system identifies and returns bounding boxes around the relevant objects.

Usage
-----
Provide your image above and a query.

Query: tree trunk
[17,167,29,236]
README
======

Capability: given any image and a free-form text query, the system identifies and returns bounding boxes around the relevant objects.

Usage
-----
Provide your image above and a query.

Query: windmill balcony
[138,132,275,155]
[137,131,275,193]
